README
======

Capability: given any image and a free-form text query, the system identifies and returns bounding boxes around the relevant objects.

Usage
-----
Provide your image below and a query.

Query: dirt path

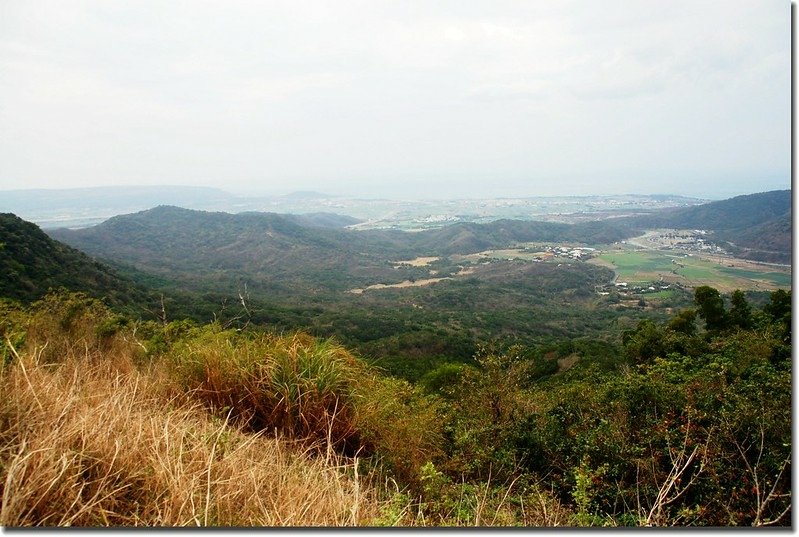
[349,266,475,294]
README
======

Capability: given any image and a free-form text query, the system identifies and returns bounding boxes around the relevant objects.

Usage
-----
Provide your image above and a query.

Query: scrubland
[0,288,791,527]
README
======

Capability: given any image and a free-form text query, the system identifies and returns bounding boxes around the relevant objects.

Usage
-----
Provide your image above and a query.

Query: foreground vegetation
[0,287,790,527]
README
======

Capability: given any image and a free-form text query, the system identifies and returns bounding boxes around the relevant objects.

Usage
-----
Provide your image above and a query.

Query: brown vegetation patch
[0,345,380,526]
[556,354,580,373]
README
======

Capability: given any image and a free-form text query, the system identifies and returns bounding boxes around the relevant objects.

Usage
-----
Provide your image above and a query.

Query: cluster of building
[596,280,684,297]
[643,229,728,255]
[540,245,597,260]
[669,238,727,255]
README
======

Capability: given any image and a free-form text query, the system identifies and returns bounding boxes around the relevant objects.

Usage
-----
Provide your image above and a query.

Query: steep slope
[634,190,790,230]
[715,213,792,263]
[0,213,151,307]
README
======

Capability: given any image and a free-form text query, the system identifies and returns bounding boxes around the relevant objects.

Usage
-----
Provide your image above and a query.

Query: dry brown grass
[0,338,384,527]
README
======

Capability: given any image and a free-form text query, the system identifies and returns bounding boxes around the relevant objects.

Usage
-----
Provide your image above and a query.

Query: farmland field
[593,248,791,292]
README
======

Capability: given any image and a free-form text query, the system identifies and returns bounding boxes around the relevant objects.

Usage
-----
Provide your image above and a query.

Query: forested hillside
[48,207,651,380]
[635,190,790,230]
[0,213,151,310]
[49,206,412,296]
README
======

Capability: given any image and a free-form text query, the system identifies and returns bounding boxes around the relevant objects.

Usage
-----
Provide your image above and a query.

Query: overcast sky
[0,1,790,199]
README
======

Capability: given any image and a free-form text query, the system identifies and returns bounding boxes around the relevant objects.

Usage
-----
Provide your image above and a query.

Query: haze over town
[0,1,790,200]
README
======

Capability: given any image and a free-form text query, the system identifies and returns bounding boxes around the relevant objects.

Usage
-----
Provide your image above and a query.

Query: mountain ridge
[46,190,791,299]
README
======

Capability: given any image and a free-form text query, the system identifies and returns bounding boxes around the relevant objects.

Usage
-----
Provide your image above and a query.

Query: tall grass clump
[166,327,366,452]
[165,325,446,482]
[0,292,464,526]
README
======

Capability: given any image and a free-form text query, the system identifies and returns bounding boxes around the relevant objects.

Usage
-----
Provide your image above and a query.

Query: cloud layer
[0,1,790,198]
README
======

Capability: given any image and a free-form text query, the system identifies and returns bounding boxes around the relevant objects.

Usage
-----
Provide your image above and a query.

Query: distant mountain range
[43,190,790,303]
[2,189,789,315]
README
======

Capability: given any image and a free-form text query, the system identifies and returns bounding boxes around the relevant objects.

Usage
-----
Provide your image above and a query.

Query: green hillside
[716,212,791,263]
[634,190,790,230]
[0,213,151,310]
[48,206,408,297]
[48,207,643,379]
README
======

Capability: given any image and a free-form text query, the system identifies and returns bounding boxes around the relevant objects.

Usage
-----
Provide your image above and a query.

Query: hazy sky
[0,1,791,199]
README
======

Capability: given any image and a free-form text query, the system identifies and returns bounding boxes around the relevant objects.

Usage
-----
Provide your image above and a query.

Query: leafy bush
[23,291,134,363]
[509,288,792,526]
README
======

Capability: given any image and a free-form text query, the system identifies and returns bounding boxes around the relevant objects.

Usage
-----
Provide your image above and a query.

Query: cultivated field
[592,248,791,292]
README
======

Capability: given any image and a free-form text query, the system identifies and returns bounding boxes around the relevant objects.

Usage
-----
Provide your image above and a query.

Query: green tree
[763,289,792,346]
[728,290,752,329]
[623,319,665,364]
[763,289,791,325]
[667,308,697,335]
[694,286,727,331]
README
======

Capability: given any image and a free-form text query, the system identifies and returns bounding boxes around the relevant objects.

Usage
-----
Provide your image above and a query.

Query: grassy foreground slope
[0,293,569,527]
[0,288,791,527]
[0,297,377,526]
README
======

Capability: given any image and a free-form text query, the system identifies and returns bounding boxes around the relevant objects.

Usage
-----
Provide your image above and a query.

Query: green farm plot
[597,250,791,292]
[642,289,677,299]
[600,251,664,280]
[718,267,792,288]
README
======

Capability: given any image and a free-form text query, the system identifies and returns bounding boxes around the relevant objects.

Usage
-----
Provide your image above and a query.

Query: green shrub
[23,291,128,363]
